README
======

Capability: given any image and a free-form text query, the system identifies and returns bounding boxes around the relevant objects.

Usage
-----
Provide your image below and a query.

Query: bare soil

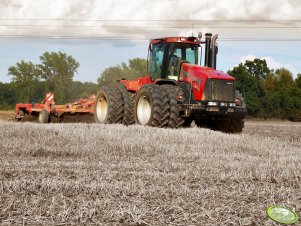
[0,120,300,225]
[0,111,94,123]
[0,110,14,121]
[53,113,94,123]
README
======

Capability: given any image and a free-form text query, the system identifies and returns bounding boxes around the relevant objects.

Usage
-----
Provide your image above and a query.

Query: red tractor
[94,33,247,133]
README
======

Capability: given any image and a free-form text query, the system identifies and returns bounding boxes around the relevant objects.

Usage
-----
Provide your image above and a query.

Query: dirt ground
[0,110,14,121]
[244,120,301,140]
[2,109,300,127]
[0,119,300,225]
[0,110,94,123]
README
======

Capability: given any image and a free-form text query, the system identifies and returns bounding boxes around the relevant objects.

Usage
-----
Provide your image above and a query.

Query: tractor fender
[154,79,178,86]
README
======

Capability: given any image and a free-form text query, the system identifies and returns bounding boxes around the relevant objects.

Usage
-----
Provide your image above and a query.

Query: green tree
[244,58,271,80]
[38,52,79,104]
[295,73,301,89]
[98,58,147,86]
[8,60,40,103]
[65,81,98,102]
[260,74,281,118]
[274,68,300,120]
[260,68,301,120]
[0,82,17,109]
[128,58,148,76]
[295,74,301,120]
[228,59,274,116]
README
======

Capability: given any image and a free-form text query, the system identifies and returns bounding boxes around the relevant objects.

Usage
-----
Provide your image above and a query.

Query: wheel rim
[18,110,25,117]
[38,111,43,123]
[137,94,151,125]
[96,95,108,122]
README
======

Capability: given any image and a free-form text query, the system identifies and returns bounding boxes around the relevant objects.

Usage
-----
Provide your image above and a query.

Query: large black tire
[38,109,49,123]
[134,84,168,127]
[94,86,123,124]
[118,84,135,125]
[195,119,211,129]
[196,119,244,134]
[182,118,193,128]
[162,85,184,128]
[227,119,244,133]
[210,120,229,133]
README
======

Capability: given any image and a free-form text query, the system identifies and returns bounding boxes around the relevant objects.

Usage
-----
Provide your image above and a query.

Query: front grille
[204,79,235,101]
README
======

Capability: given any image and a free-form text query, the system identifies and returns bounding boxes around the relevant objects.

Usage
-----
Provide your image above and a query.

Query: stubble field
[0,116,300,225]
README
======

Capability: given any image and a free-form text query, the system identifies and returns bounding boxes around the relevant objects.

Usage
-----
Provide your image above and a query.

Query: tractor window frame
[148,42,166,81]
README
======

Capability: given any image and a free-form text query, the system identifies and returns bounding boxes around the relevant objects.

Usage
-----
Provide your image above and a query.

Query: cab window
[186,46,198,64]
[166,44,198,79]
[148,42,166,80]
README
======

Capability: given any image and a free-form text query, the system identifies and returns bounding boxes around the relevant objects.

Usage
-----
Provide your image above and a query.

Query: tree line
[228,59,301,121]
[1,54,301,121]
[0,51,98,108]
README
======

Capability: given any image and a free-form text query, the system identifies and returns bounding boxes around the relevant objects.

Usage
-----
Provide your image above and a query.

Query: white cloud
[1,0,301,38]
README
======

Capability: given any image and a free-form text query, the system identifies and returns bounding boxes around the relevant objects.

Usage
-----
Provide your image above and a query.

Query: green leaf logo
[267,206,299,224]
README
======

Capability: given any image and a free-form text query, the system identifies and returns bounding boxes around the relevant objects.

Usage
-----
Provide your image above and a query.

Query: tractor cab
[148,33,218,81]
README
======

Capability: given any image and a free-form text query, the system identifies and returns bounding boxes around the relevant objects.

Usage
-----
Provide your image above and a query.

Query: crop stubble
[0,120,300,225]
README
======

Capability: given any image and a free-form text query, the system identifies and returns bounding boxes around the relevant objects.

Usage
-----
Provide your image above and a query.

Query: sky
[0,0,301,83]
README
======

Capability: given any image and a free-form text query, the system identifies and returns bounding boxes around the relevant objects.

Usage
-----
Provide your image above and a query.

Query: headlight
[220,102,227,106]
[208,101,218,106]
[229,103,236,107]
[207,107,219,112]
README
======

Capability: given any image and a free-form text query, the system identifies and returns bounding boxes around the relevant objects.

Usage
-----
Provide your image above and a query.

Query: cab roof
[150,36,201,45]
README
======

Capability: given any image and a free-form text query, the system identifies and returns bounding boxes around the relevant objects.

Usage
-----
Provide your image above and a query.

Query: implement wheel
[16,109,25,122]
[94,86,123,124]
[38,109,49,123]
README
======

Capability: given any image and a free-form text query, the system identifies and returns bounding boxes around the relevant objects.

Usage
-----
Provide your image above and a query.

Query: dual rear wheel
[135,85,168,127]
[94,86,123,124]
[135,85,188,128]
[94,84,245,133]
[94,84,182,128]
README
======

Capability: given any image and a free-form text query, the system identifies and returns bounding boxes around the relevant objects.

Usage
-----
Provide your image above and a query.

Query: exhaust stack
[210,34,218,69]
[204,33,212,67]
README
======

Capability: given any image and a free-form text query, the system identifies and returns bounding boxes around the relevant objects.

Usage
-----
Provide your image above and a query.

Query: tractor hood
[180,63,235,82]
[179,63,235,101]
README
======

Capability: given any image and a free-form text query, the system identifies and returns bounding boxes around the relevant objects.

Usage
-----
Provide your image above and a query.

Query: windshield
[148,42,199,80]
[168,43,198,64]
[165,43,198,79]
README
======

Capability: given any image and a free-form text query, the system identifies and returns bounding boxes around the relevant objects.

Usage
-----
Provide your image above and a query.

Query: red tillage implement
[15,92,95,123]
